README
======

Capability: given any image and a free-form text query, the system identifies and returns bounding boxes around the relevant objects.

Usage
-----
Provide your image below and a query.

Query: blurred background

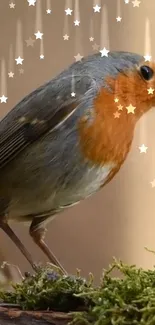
[0,0,155,286]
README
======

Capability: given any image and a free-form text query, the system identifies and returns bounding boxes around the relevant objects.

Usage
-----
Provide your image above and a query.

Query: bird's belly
[0,124,116,221]
[51,163,115,207]
[7,162,114,221]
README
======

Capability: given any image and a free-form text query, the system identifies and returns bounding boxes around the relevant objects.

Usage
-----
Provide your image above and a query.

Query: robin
[0,51,154,274]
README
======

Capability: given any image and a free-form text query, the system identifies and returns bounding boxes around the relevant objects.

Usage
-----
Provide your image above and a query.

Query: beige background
[0,0,155,283]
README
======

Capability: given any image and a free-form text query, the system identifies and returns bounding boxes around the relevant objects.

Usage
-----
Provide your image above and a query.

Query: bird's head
[102,52,155,120]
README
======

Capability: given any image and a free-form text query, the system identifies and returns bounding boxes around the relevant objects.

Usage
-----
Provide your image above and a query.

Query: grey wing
[0,70,98,169]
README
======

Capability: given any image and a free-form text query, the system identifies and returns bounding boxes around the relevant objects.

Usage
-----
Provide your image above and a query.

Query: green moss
[1,256,155,324]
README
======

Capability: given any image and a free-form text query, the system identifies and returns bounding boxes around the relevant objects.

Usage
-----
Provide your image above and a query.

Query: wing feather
[0,72,96,169]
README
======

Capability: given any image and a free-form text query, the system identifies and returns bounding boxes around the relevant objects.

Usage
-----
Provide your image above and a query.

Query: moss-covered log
[0,307,72,325]
[1,256,155,324]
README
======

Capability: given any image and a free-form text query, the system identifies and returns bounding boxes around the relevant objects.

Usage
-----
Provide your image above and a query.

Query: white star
[0,95,8,103]
[150,179,155,188]
[71,92,76,97]
[100,47,109,57]
[144,54,152,62]
[116,16,122,22]
[74,20,80,26]
[139,144,148,153]
[46,9,51,14]
[147,87,154,95]
[15,56,24,65]
[126,104,136,114]
[124,0,130,3]
[74,53,83,62]
[65,8,73,15]
[93,4,101,12]
[8,71,14,78]
[9,2,15,8]
[27,0,36,6]
[132,0,141,7]
[34,31,43,39]
[89,37,94,42]
[40,54,44,59]
[114,98,119,103]
[63,34,69,40]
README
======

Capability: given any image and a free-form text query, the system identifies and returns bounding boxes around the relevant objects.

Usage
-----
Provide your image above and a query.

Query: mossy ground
[1,255,155,324]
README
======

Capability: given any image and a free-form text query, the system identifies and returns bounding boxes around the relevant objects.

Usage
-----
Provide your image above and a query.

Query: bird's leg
[29,220,67,275]
[0,221,38,272]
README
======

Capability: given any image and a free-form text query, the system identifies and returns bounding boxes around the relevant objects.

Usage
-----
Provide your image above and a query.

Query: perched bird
[0,51,155,274]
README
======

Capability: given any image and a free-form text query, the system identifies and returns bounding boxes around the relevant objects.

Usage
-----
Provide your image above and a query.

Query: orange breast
[77,66,155,186]
[78,87,135,168]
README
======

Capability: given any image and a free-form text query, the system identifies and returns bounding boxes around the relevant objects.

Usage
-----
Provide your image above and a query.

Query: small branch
[0,307,73,325]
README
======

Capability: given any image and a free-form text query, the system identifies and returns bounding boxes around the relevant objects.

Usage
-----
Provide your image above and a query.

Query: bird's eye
[140,65,154,81]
